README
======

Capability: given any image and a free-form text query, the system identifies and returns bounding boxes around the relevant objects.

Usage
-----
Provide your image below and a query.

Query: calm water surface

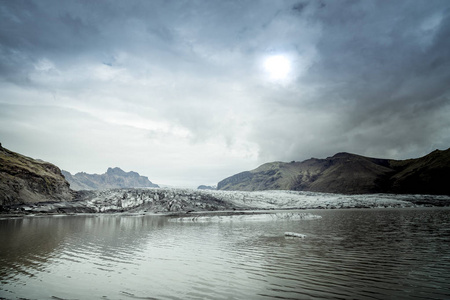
[1,208,450,299]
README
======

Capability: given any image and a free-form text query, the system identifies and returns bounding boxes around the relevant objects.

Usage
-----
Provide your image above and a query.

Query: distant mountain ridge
[217,148,450,195]
[197,185,216,190]
[62,167,159,191]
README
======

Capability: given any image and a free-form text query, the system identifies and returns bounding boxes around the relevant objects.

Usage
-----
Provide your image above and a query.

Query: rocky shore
[1,188,449,218]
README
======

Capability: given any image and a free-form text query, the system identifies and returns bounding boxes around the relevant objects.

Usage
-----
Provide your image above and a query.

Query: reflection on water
[1,209,450,299]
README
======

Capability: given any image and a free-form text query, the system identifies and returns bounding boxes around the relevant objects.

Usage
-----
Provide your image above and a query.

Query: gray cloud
[1,0,449,186]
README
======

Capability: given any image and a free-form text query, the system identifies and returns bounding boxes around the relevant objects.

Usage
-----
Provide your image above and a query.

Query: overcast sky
[1,0,450,187]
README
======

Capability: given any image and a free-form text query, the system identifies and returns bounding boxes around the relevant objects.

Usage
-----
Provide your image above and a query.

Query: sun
[263,55,291,80]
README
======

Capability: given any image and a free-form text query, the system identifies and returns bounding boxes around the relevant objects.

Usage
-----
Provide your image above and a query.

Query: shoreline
[1,204,449,220]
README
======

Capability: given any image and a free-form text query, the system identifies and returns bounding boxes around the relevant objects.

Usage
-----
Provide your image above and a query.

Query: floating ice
[285,232,306,238]
[169,212,321,223]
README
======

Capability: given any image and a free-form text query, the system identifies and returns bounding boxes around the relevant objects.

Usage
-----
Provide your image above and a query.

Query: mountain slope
[0,143,73,205]
[217,148,450,195]
[62,167,159,191]
[388,149,450,195]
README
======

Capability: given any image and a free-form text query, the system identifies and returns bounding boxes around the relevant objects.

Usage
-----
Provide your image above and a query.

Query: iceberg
[285,232,306,238]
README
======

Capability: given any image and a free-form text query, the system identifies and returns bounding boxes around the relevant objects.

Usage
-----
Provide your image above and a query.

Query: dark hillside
[218,148,450,195]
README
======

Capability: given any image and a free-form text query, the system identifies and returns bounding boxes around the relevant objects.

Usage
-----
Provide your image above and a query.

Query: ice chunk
[285,232,306,238]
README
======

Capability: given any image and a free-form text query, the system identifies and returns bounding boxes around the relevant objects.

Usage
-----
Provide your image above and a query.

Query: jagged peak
[65,167,158,190]
[107,167,126,175]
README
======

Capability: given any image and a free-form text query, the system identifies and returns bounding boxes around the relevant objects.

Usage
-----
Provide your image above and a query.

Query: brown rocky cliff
[0,143,73,205]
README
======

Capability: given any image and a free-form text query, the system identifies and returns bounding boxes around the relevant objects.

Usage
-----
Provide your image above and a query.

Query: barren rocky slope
[218,148,450,195]
[0,143,73,205]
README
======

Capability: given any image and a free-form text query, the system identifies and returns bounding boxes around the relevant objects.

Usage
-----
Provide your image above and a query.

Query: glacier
[2,187,449,217]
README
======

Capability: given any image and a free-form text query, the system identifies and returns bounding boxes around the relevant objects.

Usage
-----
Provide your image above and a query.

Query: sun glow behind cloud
[263,55,291,80]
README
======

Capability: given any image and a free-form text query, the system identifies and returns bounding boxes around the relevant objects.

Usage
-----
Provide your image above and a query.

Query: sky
[1,0,450,187]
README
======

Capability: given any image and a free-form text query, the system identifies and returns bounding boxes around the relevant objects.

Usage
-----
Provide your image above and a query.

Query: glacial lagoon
[1,208,450,299]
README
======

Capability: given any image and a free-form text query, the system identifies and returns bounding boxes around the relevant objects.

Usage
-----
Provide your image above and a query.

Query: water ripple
[1,209,450,299]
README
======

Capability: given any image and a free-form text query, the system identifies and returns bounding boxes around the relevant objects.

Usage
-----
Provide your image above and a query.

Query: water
[1,208,450,299]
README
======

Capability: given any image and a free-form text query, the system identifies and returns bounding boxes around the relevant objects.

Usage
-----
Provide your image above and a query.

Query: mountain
[0,143,73,205]
[62,167,159,191]
[197,185,216,190]
[217,148,450,195]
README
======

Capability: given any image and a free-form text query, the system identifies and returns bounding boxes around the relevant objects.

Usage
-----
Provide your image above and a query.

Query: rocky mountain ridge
[217,148,450,195]
[62,168,159,191]
[0,143,73,205]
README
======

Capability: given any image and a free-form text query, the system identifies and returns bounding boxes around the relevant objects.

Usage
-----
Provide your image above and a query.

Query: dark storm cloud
[1,0,450,186]
[252,0,450,160]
